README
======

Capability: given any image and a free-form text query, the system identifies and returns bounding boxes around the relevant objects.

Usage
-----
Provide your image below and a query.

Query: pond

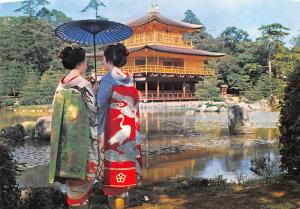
[0,108,280,187]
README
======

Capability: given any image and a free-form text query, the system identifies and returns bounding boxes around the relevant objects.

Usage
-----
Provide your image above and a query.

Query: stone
[238,102,252,112]
[185,110,195,115]
[22,121,36,137]
[34,116,52,140]
[198,104,207,112]
[228,105,253,134]
[1,123,26,140]
[205,105,219,112]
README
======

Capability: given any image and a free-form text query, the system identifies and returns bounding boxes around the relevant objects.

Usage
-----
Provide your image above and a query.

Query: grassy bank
[130,175,300,209]
[14,175,300,209]
[9,105,52,113]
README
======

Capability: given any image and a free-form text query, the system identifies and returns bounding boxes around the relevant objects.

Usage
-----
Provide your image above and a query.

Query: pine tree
[20,69,41,105]
[81,0,107,20]
[0,17,64,75]
[0,61,25,97]
[36,7,72,26]
[39,69,66,104]
[14,0,49,17]
[182,9,201,25]
[195,77,221,101]
[258,23,290,75]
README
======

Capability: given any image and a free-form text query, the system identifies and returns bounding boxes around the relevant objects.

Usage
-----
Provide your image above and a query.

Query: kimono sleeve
[84,84,97,115]
[135,97,142,183]
[97,79,113,110]
[49,91,64,184]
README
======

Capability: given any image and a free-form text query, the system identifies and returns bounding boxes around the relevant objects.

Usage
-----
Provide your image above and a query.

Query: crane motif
[107,114,131,145]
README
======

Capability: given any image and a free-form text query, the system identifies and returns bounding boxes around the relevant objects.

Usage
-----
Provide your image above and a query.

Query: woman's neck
[70,68,81,76]
[64,69,81,82]
[108,65,115,72]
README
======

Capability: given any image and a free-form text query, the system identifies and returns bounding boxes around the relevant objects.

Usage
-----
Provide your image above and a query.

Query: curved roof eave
[129,44,226,57]
[127,12,203,30]
[86,45,226,58]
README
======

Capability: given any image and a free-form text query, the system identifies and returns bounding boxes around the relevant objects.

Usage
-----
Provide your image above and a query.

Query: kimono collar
[59,75,91,89]
[110,67,132,86]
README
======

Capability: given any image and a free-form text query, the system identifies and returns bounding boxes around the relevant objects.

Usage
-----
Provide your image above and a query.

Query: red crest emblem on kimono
[103,85,141,195]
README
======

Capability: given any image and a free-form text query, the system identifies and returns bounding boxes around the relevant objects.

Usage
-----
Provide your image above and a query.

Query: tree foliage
[291,31,300,47]
[0,16,66,99]
[0,140,21,209]
[244,74,285,101]
[81,0,106,20]
[258,23,290,42]
[280,64,300,175]
[20,69,41,105]
[185,9,295,104]
[0,61,24,97]
[36,7,71,26]
[195,77,222,101]
[182,9,202,25]
[39,70,66,104]
[218,26,250,54]
[182,10,221,52]
[258,23,290,75]
[182,9,292,101]
[0,17,64,74]
[14,0,49,17]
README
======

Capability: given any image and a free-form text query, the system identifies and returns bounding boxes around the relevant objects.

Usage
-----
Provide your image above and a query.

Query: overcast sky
[1,0,300,44]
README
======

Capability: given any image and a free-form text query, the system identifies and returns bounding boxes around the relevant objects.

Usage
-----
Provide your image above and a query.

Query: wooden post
[145,49,148,75]
[183,81,186,98]
[145,80,148,101]
[157,80,160,99]
[172,82,174,93]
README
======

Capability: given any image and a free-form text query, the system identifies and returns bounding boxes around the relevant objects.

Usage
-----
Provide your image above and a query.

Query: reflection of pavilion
[90,6,225,102]
[140,111,279,183]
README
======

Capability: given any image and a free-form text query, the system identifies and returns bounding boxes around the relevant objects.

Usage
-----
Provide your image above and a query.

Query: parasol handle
[93,34,97,83]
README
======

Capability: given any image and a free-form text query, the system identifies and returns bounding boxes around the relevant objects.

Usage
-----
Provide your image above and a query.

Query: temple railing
[123,34,192,48]
[140,92,196,101]
[98,65,215,76]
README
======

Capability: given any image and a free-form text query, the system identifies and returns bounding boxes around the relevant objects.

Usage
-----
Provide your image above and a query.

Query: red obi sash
[103,85,141,195]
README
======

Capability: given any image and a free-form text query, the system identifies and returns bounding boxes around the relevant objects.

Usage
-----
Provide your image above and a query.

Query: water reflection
[6,110,280,187]
[0,109,49,129]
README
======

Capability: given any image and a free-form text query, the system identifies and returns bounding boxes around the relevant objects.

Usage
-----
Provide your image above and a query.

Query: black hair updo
[59,46,86,70]
[104,43,129,68]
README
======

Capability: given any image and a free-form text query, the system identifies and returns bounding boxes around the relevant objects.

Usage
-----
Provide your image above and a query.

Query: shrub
[0,139,21,209]
[4,99,15,106]
[250,156,280,179]
[280,65,300,175]
[195,77,222,101]
[208,175,227,187]
[22,187,67,209]
[244,91,264,102]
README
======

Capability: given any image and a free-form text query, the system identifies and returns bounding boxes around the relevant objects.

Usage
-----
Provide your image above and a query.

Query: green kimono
[49,89,90,184]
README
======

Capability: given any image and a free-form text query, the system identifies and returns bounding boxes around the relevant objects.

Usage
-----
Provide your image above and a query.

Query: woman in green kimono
[49,46,100,209]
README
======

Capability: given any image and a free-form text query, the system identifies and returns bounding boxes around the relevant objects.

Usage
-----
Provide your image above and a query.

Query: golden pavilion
[93,6,225,102]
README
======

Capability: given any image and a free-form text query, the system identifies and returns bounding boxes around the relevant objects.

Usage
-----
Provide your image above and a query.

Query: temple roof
[87,44,225,58]
[129,44,226,57]
[127,10,203,30]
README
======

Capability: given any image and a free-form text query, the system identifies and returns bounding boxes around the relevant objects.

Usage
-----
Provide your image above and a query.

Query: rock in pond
[0,123,26,141]
[34,116,52,140]
[205,105,219,112]
[228,105,253,134]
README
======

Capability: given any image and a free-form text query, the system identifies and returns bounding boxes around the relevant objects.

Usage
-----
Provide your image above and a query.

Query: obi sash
[103,85,141,195]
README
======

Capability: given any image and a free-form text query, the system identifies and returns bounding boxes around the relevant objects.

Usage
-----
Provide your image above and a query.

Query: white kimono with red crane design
[103,80,141,196]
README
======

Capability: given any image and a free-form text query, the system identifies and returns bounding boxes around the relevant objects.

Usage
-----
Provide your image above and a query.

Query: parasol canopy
[55,19,133,80]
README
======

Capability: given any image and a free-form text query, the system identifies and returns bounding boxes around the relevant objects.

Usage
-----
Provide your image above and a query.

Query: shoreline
[1,99,272,112]
[18,175,300,209]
